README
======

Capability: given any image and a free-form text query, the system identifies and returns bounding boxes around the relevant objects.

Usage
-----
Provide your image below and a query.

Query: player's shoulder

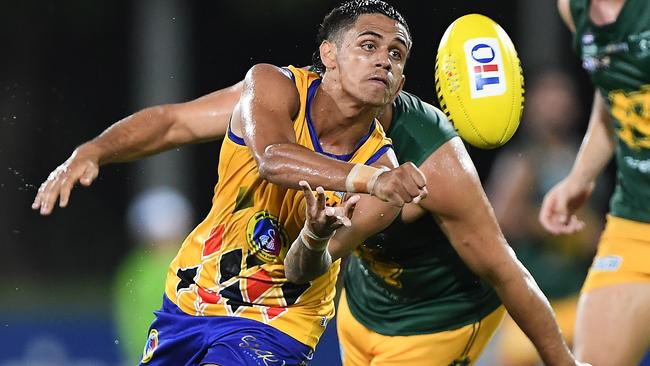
[283,65,319,79]
[244,63,297,90]
[392,90,454,133]
[243,63,303,108]
[388,91,456,166]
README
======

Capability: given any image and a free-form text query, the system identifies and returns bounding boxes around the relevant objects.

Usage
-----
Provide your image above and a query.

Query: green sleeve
[387,91,457,166]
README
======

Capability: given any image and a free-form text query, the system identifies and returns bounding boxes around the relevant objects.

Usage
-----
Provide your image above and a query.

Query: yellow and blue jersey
[163,65,392,348]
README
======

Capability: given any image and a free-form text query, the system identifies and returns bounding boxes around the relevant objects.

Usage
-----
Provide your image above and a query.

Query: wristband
[345,164,390,194]
[299,223,333,251]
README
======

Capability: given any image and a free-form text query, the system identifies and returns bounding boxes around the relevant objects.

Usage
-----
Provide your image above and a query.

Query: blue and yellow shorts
[140,295,313,366]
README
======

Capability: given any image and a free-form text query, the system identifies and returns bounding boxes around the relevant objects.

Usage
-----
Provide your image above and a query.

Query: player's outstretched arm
[232,63,427,206]
[411,137,581,366]
[32,81,243,215]
[539,91,615,234]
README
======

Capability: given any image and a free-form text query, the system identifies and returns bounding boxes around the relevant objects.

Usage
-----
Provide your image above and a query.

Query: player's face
[335,14,410,107]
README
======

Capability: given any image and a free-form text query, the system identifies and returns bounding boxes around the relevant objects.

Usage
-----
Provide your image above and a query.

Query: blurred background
[0,0,612,365]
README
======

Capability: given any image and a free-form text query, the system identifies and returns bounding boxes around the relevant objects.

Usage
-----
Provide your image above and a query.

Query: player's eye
[389,49,403,60]
[361,43,376,51]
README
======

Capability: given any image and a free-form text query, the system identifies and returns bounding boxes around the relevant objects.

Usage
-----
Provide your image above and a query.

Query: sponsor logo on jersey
[141,328,158,363]
[582,32,595,45]
[464,38,506,98]
[592,255,623,272]
[246,211,289,263]
[624,156,650,174]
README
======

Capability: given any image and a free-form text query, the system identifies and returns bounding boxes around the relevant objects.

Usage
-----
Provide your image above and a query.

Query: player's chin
[359,92,391,107]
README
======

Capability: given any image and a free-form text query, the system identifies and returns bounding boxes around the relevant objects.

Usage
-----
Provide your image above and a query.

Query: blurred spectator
[112,186,193,365]
[485,70,607,366]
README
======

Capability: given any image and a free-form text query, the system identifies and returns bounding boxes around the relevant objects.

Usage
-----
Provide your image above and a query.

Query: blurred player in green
[540,1,650,364]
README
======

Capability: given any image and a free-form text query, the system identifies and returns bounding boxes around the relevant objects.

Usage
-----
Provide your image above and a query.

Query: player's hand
[31,146,100,215]
[372,162,427,207]
[299,180,360,239]
[539,176,594,235]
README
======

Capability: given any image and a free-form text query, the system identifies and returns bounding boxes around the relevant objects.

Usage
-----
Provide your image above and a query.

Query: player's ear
[320,41,337,69]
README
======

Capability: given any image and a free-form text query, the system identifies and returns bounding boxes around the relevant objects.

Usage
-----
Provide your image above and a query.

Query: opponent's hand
[32,147,100,215]
[372,162,427,207]
[539,176,594,235]
[299,180,360,239]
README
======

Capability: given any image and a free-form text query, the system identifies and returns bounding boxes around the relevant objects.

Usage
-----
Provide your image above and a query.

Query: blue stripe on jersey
[364,144,393,166]
[227,119,246,146]
[305,79,378,162]
[227,66,295,147]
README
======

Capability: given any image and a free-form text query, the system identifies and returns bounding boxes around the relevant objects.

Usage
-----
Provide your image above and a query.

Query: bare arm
[284,193,399,283]
[284,182,361,284]
[232,63,427,205]
[95,81,244,164]
[284,153,404,284]
[539,90,615,234]
[556,0,615,184]
[32,81,243,215]
[417,137,577,366]
[539,1,615,234]
[566,92,615,189]
[232,64,358,191]
[557,0,576,33]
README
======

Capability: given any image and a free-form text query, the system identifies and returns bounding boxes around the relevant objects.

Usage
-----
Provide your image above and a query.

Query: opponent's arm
[232,63,426,205]
[539,87,615,234]
[284,153,403,284]
[32,81,243,215]
[415,137,578,366]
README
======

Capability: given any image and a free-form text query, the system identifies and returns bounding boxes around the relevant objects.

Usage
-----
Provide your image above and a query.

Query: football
[435,14,524,149]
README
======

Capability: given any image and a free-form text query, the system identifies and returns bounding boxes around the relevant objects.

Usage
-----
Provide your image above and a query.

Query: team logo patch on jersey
[141,328,158,363]
[464,38,506,98]
[246,211,289,263]
[610,86,650,150]
[592,255,623,272]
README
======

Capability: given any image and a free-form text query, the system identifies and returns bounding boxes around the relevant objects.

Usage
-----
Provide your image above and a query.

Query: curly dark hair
[311,0,411,75]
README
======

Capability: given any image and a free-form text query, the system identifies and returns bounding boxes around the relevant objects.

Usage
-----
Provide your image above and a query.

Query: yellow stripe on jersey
[164,65,392,348]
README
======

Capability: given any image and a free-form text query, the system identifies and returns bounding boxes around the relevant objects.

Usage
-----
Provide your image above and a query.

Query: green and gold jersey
[570,0,650,223]
[344,91,501,336]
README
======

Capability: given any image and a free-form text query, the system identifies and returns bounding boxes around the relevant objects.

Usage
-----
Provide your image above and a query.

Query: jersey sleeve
[388,91,457,166]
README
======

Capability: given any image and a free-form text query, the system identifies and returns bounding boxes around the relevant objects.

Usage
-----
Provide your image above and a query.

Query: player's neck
[589,0,626,26]
[376,104,394,131]
[310,84,381,154]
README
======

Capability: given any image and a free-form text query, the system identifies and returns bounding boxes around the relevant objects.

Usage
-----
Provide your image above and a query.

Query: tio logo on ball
[464,38,506,98]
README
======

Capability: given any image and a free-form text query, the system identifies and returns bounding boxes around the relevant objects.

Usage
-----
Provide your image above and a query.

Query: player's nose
[374,50,391,71]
